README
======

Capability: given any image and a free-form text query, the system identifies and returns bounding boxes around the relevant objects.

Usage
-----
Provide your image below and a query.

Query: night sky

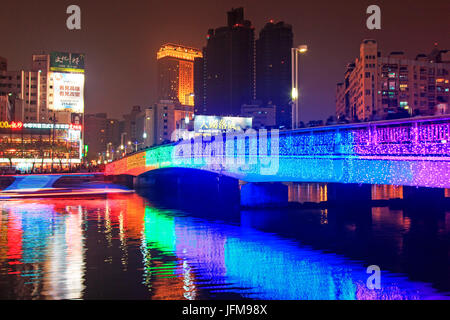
[0,0,449,121]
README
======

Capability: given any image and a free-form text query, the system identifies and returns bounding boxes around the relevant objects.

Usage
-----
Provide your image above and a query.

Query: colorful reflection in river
[0,193,448,299]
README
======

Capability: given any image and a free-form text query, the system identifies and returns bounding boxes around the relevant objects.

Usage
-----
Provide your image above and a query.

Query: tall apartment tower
[157,44,203,106]
[336,40,450,121]
[256,21,293,128]
[0,58,48,122]
[197,7,255,116]
[193,56,205,114]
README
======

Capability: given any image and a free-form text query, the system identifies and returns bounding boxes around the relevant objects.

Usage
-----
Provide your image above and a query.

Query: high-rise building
[157,44,202,106]
[122,105,143,145]
[336,40,450,122]
[0,95,12,121]
[256,21,293,128]
[197,7,255,116]
[194,55,205,114]
[0,52,85,124]
[84,113,123,162]
[0,68,47,122]
[133,101,194,147]
[84,113,108,161]
[106,119,122,149]
[241,102,276,129]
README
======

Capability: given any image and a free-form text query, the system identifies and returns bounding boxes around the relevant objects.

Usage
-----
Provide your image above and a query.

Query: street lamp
[291,45,308,129]
[120,132,127,150]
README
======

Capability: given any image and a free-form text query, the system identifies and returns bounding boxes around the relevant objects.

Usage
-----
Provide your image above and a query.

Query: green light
[143,206,176,253]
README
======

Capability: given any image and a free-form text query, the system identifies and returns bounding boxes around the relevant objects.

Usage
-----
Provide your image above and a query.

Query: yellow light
[291,88,298,100]
[298,45,308,53]
[157,44,203,61]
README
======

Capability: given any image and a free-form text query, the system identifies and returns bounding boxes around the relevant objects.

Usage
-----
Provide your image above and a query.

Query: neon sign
[0,122,81,131]
[69,124,82,131]
[23,123,69,130]
[0,121,23,129]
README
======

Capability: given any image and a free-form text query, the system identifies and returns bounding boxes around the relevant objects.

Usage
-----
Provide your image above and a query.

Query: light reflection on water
[0,192,448,300]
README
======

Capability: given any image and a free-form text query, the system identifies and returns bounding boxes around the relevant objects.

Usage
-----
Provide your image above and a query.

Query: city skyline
[0,0,450,305]
[1,0,448,122]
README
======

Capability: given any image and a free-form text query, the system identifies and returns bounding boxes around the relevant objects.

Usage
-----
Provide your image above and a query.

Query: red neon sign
[69,124,82,131]
[11,121,23,130]
[0,121,23,129]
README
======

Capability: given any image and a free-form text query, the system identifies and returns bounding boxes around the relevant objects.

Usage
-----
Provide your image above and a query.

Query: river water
[0,185,448,300]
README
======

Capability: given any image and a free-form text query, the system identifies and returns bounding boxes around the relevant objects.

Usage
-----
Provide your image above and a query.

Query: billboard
[50,52,85,73]
[51,72,85,113]
[194,115,252,135]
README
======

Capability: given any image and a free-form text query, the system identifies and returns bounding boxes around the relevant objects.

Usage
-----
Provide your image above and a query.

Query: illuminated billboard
[51,72,85,113]
[50,52,85,73]
[194,115,252,135]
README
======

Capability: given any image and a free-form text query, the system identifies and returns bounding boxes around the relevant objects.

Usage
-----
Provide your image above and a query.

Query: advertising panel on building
[50,72,85,113]
[50,52,85,73]
[0,121,83,172]
[194,115,252,135]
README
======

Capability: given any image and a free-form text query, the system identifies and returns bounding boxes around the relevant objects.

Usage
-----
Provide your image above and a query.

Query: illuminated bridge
[105,116,450,206]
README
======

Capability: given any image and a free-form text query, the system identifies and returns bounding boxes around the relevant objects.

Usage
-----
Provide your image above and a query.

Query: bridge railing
[106,115,450,177]
[182,115,450,159]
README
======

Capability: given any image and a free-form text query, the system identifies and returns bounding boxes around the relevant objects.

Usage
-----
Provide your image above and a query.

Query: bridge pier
[327,183,372,206]
[240,182,289,207]
[403,186,446,208]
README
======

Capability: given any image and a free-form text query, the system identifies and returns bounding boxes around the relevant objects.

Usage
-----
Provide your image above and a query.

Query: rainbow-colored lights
[105,116,450,188]
[1,195,448,299]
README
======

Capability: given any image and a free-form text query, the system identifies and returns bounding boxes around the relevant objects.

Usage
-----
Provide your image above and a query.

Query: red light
[70,124,82,131]
[11,121,23,130]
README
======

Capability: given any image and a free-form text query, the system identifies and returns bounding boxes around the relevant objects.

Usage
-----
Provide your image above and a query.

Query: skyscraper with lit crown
[157,44,203,106]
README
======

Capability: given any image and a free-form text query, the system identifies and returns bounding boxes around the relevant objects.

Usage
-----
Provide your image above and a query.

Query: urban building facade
[256,21,293,128]
[0,121,82,172]
[0,95,12,121]
[149,100,193,145]
[336,40,450,122]
[157,44,202,106]
[241,102,276,129]
[0,68,48,122]
[0,52,86,170]
[196,7,255,117]
[84,113,108,162]
[84,113,123,162]
[0,52,85,125]
[193,55,205,114]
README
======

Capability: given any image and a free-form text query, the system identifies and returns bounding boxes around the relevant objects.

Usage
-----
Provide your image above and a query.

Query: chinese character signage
[50,52,85,73]
[194,115,252,135]
[0,121,23,129]
[51,72,85,113]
